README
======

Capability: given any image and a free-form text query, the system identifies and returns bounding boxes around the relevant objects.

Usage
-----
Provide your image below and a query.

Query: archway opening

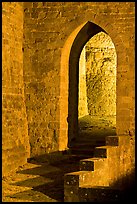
[68,22,105,147]
[59,21,117,150]
[78,31,117,144]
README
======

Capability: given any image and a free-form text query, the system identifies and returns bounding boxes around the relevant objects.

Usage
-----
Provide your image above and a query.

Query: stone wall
[23,2,62,156]
[2,2,135,172]
[85,32,116,119]
[2,2,30,176]
[23,2,135,156]
[78,31,116,123]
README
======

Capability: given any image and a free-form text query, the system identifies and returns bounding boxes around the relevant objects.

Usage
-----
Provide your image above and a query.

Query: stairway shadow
[7,152,80,202]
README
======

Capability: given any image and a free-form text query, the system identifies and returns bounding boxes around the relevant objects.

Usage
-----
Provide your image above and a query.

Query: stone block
[106,135,131,147]
[80,157,107,171]
[106,136,119,146]
[79,186,121,202]
[64,186,79,202]
[64,171,91,187]
[94,146,118,158]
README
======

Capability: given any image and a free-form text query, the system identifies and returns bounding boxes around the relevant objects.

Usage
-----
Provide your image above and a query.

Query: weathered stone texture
[23,2,135,156]
[2,2,30,176]
[2,2,135,176]
[85,32,116,119]
[64,135,135,202]
[23,5,61,156]
[78,31,116,126]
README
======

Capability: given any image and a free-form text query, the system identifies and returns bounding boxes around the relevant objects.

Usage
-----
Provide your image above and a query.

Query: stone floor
[78,115,116,142]
[78,115,116,131]
[2,162,58,202]
[2,156,80,202]
[2,116,116,202]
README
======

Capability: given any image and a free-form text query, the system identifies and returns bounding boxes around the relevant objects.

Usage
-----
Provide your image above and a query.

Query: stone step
[78,135,107,141]
[94,145,118,158]
[64,166,110,189]
[79,157,107,171]
[70,143,97,149]
[106,136,119,146]
[64,185,121,202]
[69,147,94,156]
[78,185,121,202]
[76,137,106,142]
[72,139,105,146]
[64,174,112,202]
[95,140,106,146]
[63,150,94,161]
[79,157,109,186]
[106,135,131,147]
[64,171,92,187]
[67,154,93,161]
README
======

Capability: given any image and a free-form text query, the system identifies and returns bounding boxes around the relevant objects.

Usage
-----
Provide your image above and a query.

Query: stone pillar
[78,47,89,118]
[2,2,30,176]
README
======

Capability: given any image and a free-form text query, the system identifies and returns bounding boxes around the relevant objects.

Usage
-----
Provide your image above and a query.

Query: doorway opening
[78,31,117,145]
[59,21,117,151]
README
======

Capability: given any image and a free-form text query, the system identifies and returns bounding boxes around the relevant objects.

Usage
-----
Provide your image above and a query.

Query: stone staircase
[64,135,134,202]
[66,135,106,160]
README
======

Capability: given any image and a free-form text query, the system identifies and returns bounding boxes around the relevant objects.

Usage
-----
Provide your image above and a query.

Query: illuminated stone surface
[2,2,135,202]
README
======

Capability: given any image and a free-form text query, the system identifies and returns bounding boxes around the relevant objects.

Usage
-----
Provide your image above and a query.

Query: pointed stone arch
[59,20,126,151]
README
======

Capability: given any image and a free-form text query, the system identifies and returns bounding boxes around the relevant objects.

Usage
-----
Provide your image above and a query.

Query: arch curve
[59,21,116,150]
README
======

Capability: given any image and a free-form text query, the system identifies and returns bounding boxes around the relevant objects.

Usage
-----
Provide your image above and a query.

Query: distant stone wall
[85,32,117,118]
[2,2,30,176]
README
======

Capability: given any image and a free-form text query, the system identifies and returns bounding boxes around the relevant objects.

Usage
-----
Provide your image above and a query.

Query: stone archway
[59,20,127,151]
[59,21,105,150]
[68,22,106,147]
